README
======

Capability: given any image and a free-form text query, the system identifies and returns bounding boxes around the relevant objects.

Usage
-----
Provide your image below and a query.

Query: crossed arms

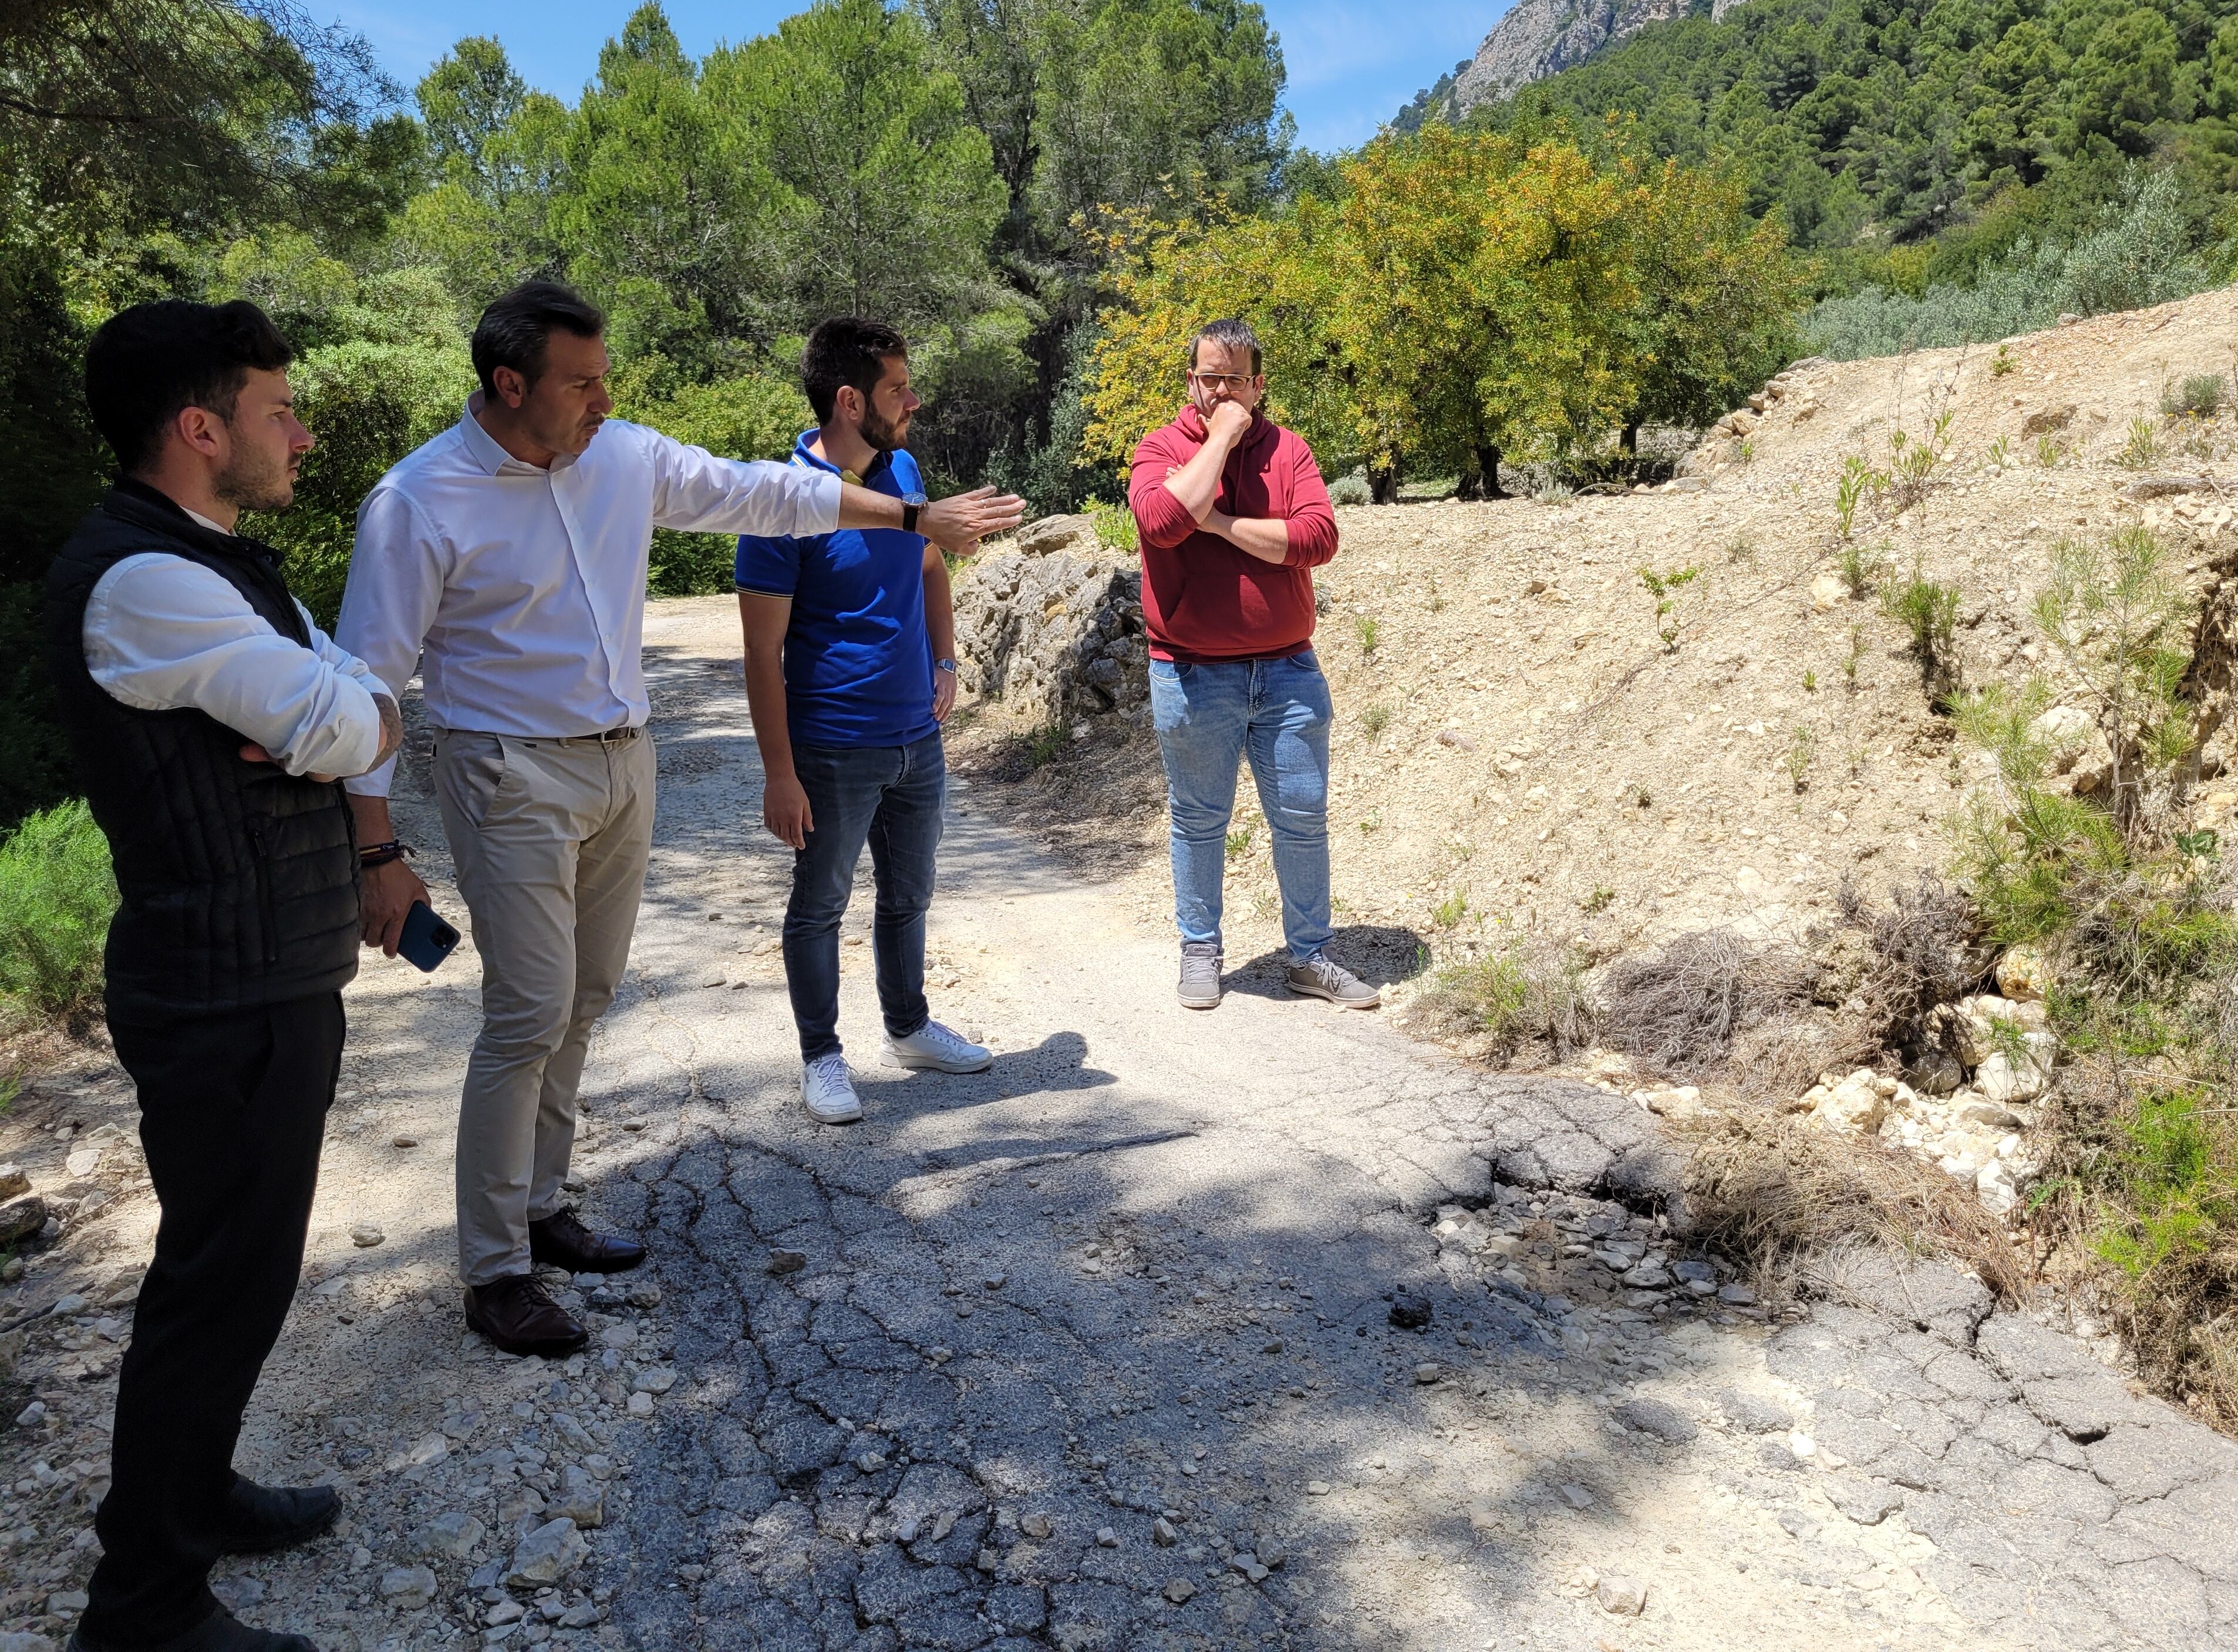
[1129,402,1338,567]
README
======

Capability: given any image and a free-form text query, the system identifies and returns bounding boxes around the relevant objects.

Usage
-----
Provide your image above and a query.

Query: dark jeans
[82,993,343,1647]
[781,733,945,1062]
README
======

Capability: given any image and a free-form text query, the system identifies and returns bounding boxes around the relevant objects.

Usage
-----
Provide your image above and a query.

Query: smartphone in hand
[397,900,460,973]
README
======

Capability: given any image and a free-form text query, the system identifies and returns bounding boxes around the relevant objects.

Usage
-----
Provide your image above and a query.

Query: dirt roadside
[0,597,2233,1651]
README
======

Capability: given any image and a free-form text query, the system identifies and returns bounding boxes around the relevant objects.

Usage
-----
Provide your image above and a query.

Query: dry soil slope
[1207,286,2238,983]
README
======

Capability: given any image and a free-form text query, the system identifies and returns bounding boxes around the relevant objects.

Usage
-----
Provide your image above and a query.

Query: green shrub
[1327,472,1371,507]
[1087,496,1139,554]
[0,798,117,1023]
[1801,174,2207,361]
[2161,375,2227,419]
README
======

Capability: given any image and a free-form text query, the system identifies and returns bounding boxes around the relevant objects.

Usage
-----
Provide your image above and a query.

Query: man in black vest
[46,301,400,1652]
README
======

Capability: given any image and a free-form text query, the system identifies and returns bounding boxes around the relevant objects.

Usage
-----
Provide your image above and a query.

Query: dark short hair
[801,317,908,424]
[1189,317,1261,376]
[85,300,293,475]
[471,281,606,398]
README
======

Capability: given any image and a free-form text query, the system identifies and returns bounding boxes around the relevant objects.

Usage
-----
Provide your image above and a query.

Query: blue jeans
[1148,650,1333,961]
[781,733,944,1061]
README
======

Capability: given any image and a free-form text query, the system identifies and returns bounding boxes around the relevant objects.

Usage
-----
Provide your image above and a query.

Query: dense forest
[0,0,1291,828]
[1426,0,2238,342]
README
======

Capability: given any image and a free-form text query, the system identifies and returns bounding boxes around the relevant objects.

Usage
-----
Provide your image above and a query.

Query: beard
[858,402,909,453]
[212,436,296,514]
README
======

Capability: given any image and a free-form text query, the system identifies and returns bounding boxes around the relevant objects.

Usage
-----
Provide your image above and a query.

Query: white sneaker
[800,1054,863,1125]
[881,1019,992,1073]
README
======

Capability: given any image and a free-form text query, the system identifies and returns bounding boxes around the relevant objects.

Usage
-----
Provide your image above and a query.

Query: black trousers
[81,992,343,1647]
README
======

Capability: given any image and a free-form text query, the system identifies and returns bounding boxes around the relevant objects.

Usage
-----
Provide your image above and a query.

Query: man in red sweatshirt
[1128,318,1378,1010]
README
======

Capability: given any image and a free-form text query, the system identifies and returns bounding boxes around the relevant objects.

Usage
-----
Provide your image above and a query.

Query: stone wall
[952,514,1150,726]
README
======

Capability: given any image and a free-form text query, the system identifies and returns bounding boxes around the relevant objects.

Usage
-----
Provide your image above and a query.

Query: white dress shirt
[335,396,841,796]
[82,529,390,780]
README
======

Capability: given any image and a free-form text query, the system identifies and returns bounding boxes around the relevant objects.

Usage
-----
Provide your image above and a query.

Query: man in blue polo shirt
[737,317,1018,1123]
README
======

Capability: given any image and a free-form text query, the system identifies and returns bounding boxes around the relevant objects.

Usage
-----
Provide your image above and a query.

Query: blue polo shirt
[736,434,939,750]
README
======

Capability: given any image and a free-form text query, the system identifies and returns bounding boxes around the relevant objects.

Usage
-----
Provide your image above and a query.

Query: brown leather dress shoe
[528,1208,646,1273]
[463,1273,589,1357]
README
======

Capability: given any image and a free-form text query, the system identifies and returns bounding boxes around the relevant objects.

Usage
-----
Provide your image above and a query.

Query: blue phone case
[397,899,460,973]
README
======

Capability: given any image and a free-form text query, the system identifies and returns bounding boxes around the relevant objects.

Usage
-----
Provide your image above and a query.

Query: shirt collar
[459,392,579,476]
[791,429,891,487]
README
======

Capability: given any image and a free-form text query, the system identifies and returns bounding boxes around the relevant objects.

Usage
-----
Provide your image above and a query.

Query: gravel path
[4,598,2236,1652]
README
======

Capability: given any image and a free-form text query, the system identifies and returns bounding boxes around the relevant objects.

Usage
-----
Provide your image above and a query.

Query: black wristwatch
[901,490,928,535]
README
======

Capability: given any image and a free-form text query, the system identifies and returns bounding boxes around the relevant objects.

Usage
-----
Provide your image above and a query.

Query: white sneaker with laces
[800,1054,863,1124]
[882,1019,993,1073]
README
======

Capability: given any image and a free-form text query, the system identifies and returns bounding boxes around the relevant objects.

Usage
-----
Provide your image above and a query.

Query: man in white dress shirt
[336,283,1021,1354]
[50,299,398,1652]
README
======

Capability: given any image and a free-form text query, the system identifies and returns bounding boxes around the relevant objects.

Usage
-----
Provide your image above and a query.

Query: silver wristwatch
[934,658,958,675]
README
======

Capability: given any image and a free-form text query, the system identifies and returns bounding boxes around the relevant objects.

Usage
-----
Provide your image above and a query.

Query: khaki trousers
[432,729,655,1286]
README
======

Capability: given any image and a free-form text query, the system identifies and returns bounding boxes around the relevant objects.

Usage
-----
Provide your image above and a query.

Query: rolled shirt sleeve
[335,485,448,797]
[83,554,386,778]
[649,432,841,538]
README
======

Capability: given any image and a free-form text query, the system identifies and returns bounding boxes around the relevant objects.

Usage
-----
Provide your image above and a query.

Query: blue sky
[322,0,1495,154]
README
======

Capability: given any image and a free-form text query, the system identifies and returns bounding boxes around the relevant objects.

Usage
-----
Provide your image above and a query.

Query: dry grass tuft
[1682,1109,2028,1302]
[1838,867,1985,1054]
[1410,936,1594,1064]
[1599,928,1815,1076]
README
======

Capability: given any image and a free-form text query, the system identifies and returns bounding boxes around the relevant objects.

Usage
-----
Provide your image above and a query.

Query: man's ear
[491,365,528,409]
[834,383,862,424]
[172,404,226,461]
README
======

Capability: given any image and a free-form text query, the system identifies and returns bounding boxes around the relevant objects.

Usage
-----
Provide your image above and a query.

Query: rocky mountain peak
[1445,0,1708,115]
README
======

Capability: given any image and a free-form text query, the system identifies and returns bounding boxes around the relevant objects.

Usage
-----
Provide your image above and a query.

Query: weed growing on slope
[1883,563,1962,703]
[1887,410,1953,510]
[1785,725,1818,793]
[1838,538,1889,597]
[1639,564,1701,651]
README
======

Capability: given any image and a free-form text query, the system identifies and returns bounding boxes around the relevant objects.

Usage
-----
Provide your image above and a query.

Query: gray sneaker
[1286,953,1380,1009]
[1178,942,1224,1009]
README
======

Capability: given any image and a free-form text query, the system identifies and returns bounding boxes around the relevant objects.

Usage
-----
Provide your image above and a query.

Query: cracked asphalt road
[6,596,2238,1652]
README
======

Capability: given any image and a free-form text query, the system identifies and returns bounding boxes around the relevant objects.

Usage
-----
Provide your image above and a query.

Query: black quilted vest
[45,481,360,1022]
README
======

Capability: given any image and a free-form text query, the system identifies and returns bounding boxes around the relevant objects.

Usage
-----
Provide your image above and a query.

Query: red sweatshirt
[1127,404,1339,662]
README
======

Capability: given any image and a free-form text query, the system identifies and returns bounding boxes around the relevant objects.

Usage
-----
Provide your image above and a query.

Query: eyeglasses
[1187,372,1255,391]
